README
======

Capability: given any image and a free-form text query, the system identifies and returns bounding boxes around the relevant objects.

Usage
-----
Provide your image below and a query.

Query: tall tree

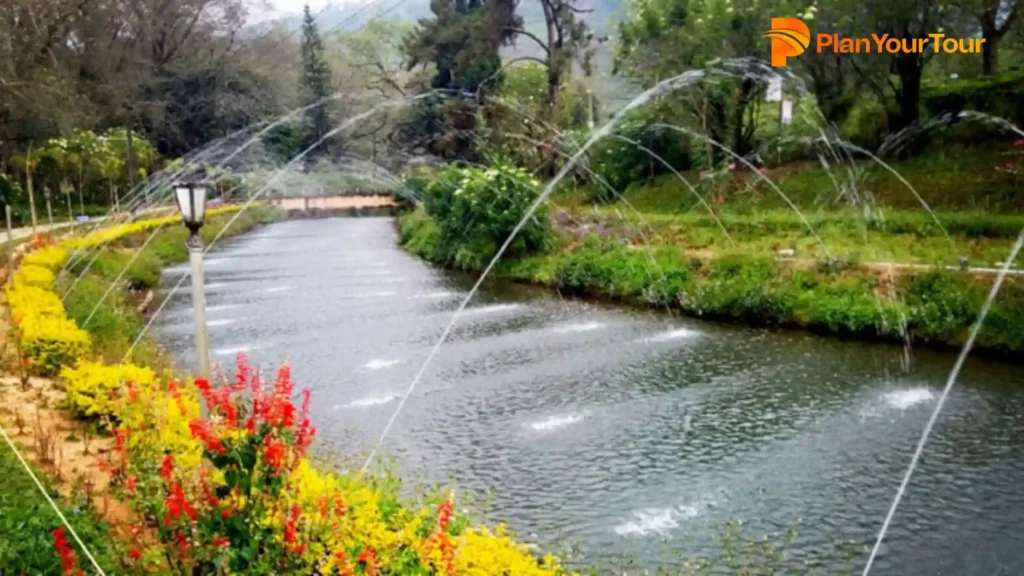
[402,0,520,159]
[300,5,337,157]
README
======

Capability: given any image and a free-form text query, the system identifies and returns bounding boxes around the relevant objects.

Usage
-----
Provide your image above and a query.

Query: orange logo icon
[763,18,810,67]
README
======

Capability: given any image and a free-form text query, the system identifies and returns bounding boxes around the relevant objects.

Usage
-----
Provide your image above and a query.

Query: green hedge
[923,73,1024,128]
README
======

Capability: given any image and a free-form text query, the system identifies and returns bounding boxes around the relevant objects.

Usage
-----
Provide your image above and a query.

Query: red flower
[21,357,30,366]
[51,527,80,575]
[358,546,380,576]
[233,354,251,392]
[263,436,287,471]
[221,508,231,519]
[295,417,316,457]
[284,504,301,544]
[1015,139,1024,147]
[130,548,142,560]
[212,537,229,547]
[437,495,453,531]
[164,482,197,523]
[125,475,137,494]
[189,419,226,454]
[160,454,174,481]
[174,531,189,551]
[126,380,138,403]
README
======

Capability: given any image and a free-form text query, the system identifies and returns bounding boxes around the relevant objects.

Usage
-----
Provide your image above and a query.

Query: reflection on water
[156,218,1024,574]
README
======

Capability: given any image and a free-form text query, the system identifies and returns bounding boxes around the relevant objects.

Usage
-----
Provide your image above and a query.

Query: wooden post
[5,206,14,287]
[25,143,37,234]
[44,189,53,227]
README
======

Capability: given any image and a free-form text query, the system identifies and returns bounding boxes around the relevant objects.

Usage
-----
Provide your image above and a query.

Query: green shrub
[923,72,1024,129]
[901,271,981,341]
[685,255,794,323]
[801,278,900,336]
[419,159,551,270]
[586,112,693,200]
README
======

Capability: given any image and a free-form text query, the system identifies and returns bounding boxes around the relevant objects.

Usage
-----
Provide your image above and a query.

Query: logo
[763,17,810,67]
[763,17,986,67]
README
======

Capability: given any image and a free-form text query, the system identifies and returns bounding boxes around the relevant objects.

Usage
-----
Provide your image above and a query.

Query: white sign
[766,77,782,102]
[781,99,794,125]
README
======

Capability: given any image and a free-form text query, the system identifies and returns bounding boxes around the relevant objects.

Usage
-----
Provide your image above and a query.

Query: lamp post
[174,182,210,378]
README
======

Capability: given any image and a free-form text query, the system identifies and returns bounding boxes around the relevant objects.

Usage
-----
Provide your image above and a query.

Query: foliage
[22,246,69,269]
[15,265,56,289]
[0,442,118,575]
[61,360,157,419]
[100,356,571,575]
[62,205,244,251]
[584,109,694,198]
[6,281,91,376]
[419,160,552,270]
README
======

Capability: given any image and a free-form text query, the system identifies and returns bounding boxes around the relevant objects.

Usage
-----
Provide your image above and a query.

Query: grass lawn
[557,143,1024,268]
[0,438,118,574]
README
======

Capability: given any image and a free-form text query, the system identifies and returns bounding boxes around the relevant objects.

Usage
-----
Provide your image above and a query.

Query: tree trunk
[982,35,998,75]
[66,193,73,224]
[547,68,560,111]
[732,78,755,156]
[894,53,923,131]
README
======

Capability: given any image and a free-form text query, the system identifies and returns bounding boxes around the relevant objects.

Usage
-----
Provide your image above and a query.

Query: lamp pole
[174,182,210,378]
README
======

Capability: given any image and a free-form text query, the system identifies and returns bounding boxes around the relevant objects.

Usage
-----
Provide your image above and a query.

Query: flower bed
[77,356,570,575]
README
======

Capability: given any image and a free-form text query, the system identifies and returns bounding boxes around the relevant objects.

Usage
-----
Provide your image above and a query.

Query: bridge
[267,194,399,218]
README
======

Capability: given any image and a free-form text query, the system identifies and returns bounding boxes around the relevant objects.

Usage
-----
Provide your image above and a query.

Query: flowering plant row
[86,355,571,575]
[8,206,245,375]
[6,253,91,375]
[63,205,243,251]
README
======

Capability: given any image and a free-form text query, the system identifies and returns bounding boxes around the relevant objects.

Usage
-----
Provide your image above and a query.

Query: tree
[402,0,520,160]
[503,0,594,112]
[975,0,1021,74]
[842,0,955,132]
[616,0,780,158]
[300,4,337,157]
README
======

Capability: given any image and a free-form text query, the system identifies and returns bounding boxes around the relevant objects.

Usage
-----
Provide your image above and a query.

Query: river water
[156,217,1024,574]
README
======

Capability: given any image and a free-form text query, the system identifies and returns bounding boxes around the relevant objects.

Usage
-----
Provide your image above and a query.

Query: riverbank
[0,206,582,575]
[397,207,1024,359]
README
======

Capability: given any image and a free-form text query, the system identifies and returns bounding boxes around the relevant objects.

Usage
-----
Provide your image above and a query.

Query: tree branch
[505,27,550,54]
